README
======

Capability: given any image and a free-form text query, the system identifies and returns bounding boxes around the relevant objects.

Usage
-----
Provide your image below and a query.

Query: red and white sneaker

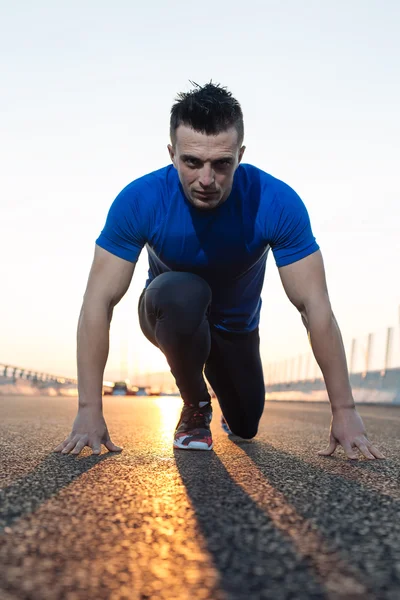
[173,404,213,450]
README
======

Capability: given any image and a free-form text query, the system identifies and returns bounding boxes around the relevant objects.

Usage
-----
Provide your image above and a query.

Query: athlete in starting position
[55,82,384,460]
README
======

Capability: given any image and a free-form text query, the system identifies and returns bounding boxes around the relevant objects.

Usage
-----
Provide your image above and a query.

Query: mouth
[193,190,218,199]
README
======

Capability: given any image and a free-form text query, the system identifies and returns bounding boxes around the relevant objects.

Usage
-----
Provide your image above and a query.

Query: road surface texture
[0,395,399,600]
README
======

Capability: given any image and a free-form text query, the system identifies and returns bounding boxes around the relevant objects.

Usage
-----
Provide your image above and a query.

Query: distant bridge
[1,364,128,396]
[0,363,77,386]
[264,319,400,405]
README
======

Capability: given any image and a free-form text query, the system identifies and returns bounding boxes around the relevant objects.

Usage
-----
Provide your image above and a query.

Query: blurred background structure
[3,306,400,403]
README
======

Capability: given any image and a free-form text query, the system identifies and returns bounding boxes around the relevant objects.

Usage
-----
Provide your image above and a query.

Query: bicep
[278,250,330,312]
[84,245,136,308]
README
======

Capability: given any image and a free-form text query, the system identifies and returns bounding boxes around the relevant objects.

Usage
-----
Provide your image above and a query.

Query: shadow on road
[0,452,116,529]
[174,449,329,599]
[228,438,400,597]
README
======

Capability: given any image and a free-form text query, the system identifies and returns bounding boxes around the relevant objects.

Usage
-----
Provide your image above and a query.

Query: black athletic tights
[138,272,265,439]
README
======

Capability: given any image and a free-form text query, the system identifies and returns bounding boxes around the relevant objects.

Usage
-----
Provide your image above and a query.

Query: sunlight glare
[154,396,183,436]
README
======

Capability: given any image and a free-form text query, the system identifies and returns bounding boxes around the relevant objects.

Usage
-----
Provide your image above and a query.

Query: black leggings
[138,272,265,439]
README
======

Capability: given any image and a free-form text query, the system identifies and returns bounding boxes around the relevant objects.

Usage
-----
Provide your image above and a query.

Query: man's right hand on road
[54,406,122,455]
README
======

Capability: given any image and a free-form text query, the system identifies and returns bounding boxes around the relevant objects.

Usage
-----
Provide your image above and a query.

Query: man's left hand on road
[318,407,386,460]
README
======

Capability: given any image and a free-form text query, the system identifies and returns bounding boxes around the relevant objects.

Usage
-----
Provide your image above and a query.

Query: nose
[198,164,215,188]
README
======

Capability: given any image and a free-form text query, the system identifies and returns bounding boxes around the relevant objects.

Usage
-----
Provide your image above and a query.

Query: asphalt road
[0,396,399,600]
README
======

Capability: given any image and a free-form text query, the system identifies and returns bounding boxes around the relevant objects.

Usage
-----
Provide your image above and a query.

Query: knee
[148,272,212,336]
[153,273,212,316]
[229,423,259,440]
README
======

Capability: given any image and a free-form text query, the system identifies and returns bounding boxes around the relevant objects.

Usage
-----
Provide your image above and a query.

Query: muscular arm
[278,250,353,410]
[54,245,136,455]
[77,245,136,409]
[278,250,384,459]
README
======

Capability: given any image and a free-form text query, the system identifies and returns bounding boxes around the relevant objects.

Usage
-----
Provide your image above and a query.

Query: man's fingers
[91,443,102,455]
[56,433,122,456]
[368,444,386,459]
[318,438,337,456]
[54,441,68,452]
[105,439,123,452]
[355,441,376,460]
[70,439,88,455]
[342,442,359,460]
[54,436,72,452]
[61,437,80,454]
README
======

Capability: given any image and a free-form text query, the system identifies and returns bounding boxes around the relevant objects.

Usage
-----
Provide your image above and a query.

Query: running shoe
[221,414,233,435]
[173,403,213,450]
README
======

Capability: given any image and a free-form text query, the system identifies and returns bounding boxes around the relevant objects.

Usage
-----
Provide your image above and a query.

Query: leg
[138,272,212,407]
[205,327,265,439]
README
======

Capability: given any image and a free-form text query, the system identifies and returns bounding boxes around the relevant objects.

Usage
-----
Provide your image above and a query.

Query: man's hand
[54,406,122,455]
[318,407,385,460]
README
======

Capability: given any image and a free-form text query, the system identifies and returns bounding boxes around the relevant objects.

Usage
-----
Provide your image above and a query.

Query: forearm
[77,301,112,410]
[304,301,354,411]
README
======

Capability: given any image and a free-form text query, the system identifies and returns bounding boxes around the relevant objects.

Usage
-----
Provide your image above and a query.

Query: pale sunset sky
[1,1,399,382]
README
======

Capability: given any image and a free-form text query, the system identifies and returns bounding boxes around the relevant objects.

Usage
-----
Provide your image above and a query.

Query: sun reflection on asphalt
[153,396,182,439]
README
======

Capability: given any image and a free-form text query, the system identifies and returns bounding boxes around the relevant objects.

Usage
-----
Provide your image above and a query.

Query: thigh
[138,271,212,347]
[205,327,265,438]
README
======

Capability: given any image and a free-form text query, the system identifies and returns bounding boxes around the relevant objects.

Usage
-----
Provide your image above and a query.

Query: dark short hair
[170,82,244,146]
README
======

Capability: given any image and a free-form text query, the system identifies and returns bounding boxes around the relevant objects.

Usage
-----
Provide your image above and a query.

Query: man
[55,82,384,460]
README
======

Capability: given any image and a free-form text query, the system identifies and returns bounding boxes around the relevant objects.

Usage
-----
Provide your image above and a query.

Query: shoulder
[118,164,178,200]
[236,164,304,220]
[238,165,314,247]
[109,165,178,225]
[235,163,295,200]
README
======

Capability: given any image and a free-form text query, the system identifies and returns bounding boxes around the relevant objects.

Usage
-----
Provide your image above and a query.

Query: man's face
[168,125,245,210]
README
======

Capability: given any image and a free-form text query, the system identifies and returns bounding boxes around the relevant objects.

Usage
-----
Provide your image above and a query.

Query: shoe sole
[173,440,213,451]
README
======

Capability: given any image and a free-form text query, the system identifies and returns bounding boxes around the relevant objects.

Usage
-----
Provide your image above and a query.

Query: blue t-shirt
[96,164,319,332]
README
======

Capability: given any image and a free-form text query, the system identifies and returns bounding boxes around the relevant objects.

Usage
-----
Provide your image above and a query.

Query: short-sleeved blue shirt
[96,164,319,332]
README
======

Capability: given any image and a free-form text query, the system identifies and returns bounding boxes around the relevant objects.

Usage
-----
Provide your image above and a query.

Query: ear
[238,145,246,164]
[167,144,176,166]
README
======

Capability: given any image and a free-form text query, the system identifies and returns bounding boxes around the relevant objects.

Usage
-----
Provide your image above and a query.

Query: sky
[1,0,400,382]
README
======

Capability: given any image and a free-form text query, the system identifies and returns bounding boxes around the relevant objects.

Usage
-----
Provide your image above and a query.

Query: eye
[215,159,232,168]
[184,157,201,168]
